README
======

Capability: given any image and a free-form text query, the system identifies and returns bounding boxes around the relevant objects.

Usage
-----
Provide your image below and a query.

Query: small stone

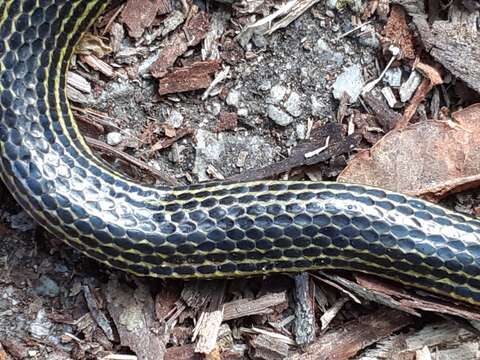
[252,34,268,48]
[162,10,185,37]
[193,130,273,181]
[325,9,335,17]
[259,80,272,92]
[206,102,222,116]
[194,130,224,181]
[166,110,184,128]
[106,132,123,146]
[315,39,344,64]
[226,89,241,107]
[236,151,248,168]
[268,105,294,126]
[237,108,249,117]
[285,92,302,117]
[332,64,365,102]
[35,276,60,298]
[326,0,338,10]
[381,86,398,108]
[296,122,306,140]
[30,309,53,338]
[311,96,326,117]
[55,263,69,273]
[400,70,422,102]
[383,67,402,87]
[358,26,380,49]
[315,39,331,53]
[8,211,36,232]
[270,84,287,104]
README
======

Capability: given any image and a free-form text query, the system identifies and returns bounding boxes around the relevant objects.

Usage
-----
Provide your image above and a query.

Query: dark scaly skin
[1,0,480,305]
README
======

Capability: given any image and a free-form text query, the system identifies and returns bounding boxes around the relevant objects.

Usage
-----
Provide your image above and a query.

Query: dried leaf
[338,103,480,202]
[76,33,112,58]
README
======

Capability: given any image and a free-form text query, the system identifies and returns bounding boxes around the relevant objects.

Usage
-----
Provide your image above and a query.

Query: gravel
[166,110,184,128]
[226,89,241,107]
[34,276,60,298]
[332,64,365,102]
[400,70,422,102]
[269,84,287,104]
[285,92,302,117]
[268,105,294,126]
[106,131,123,146]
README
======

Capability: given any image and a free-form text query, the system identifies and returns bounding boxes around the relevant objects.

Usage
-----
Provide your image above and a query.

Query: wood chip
[82,285,114,341]
[245,327,296,346]
[359,321,479,359]
[165,344,201,360]
[158,60,221,95]
[0,338,28,359]
[382,5,415,60]
[150,11,209,78]
[293,273,315,345]
[251,333,289,360]
[412,3,480,93]
[362,91,401,131]
[223,292,287,321]
[193,282,226,355]
[67,71,92,94]
[80,54,115,78]
[149,128,194,152]
[121,0,172,38]
[318,272,420,317]
[214,111,238,132]
[355,274,480,321]
[291,308,414,360]
[320,296,349,331]
[105,278,169,360]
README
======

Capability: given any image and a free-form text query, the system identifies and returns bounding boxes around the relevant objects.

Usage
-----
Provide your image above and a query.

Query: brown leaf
[75,33,112,57]
[150,128,194,152]
[163,123,177,138]
[338,103,480,202]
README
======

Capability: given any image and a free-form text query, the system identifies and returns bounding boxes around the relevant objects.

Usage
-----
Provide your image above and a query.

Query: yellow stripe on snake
[1,0,480,305]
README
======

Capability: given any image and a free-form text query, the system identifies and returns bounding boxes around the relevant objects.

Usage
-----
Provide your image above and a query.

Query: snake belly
[1,0,480,306]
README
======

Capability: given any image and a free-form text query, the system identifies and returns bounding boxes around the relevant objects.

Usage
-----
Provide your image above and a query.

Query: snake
[1,0,480,307]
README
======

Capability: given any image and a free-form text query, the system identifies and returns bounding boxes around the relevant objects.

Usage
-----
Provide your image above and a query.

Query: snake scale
[1,0,480,306]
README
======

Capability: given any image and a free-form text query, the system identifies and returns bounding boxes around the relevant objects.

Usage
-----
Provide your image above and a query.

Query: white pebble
[106,132,123,146]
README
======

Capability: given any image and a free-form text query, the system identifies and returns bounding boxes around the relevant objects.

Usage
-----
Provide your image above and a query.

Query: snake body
[1,0,480,305]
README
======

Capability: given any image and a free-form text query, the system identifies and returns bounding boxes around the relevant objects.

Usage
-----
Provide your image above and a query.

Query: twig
[336,20,373,40]
[85,136,179,186]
